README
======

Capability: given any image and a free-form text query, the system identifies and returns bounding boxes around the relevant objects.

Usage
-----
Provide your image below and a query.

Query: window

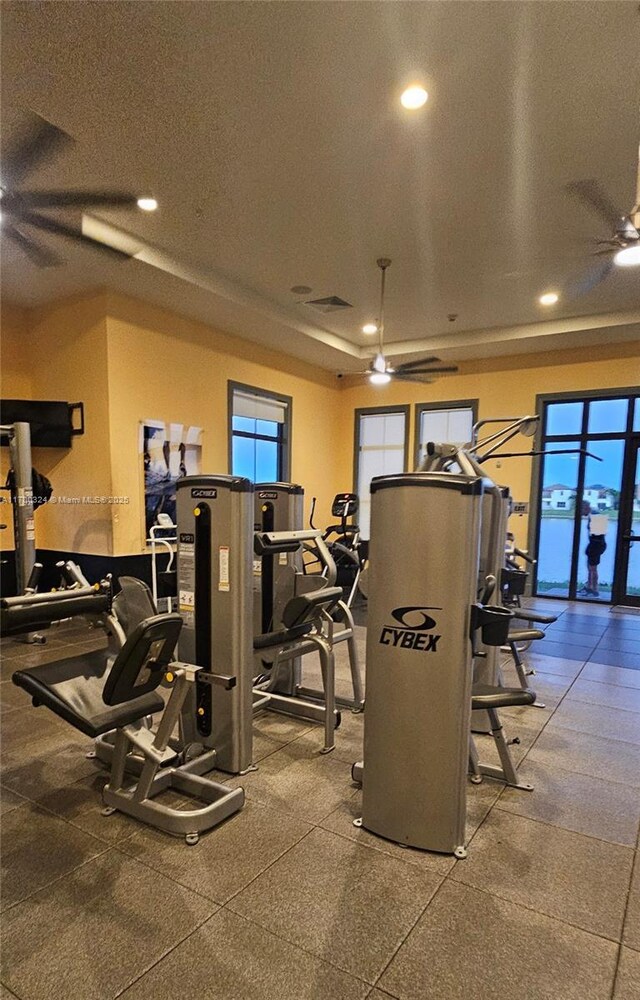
[414,399,477,467]
[228,382,291,482]
[532,389,640,603]
[355,407,409,539]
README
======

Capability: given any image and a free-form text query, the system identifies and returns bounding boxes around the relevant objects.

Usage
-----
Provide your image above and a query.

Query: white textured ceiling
[1,0,639,372]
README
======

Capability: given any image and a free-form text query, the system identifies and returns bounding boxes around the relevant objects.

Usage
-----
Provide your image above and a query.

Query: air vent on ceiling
[305,295,353,313]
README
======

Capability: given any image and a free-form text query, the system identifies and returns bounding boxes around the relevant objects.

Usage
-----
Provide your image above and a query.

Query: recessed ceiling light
[369,371,391,385]
[362,323,378,335]
[539,292,559,305]
[137,198,158,212]
[614,245,640,267]
[400,85,428,110]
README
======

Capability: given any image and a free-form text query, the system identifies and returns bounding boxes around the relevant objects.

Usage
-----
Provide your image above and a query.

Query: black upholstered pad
[12,649,164,738]
[254,622,313,650]
[471,683,536,710]
[508,628,545,643]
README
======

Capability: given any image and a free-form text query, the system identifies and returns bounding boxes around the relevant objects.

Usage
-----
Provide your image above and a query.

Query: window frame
[413,398,479,468]
[227,380,292,482]
[353,404,411,513]
[528,385,640,602]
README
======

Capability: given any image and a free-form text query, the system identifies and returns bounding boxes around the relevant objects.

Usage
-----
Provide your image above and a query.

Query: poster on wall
[140,421,202,538]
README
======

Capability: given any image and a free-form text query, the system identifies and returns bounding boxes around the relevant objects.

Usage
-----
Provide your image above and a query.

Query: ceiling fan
[1,111,143,268]
[565,178,640,295]
[351,258,458,385]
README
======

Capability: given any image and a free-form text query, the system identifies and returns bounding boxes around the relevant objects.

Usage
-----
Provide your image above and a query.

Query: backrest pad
[102,613,182,705]
[113,576,157,637]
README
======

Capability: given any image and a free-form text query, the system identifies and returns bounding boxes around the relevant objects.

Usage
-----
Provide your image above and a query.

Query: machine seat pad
[471,684,537,710]
[254,622,313,651]
[12,649,164,739]
[508,628,545,643]
[512,610,558,625]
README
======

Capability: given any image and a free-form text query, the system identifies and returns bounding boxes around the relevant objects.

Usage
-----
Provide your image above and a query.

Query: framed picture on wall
[139,420,202,539]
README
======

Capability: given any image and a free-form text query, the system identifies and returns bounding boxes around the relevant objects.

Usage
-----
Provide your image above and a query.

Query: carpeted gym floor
[1,600,639,1000]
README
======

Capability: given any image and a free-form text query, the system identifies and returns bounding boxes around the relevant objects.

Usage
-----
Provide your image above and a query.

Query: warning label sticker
[219,546,230,592]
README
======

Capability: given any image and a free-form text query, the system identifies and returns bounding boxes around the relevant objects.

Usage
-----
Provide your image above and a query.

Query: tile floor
[1,601,639,1000]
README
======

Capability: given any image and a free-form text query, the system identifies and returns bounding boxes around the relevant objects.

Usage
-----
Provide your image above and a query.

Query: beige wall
[338,342,640,550]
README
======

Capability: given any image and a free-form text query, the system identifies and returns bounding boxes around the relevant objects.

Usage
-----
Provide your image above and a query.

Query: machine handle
[24,562,43,593]
[197,671,237,690]
[479,575,497,605]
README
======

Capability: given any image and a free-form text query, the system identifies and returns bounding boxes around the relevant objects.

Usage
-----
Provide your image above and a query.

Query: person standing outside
[580,502,608,597]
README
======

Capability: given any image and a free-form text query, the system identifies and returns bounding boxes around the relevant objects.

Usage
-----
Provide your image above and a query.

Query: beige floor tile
[614,948,640,999]
[528,728,640,787]
[380,880,618,1000]
[1,851,215,1000]
[581,662,640,691]
[226,739,356,823]
[1,801,107,909]
[496,760,640,845]
[228,827,442,983]
[120,798,312,903]
[568,678,640,713]
[120,907,370,1000]
[548,701,640,747]
[451,809,633,940]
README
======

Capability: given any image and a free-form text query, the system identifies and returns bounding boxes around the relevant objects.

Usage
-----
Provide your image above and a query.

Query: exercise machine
[176,474,255,774]
[309,492,364,608]
[351,472,530,857]
[255,483,364,718]
[5,581,245,843]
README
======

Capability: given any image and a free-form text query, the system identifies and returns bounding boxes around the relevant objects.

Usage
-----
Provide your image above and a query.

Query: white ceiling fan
[353,258,459,385]
[565,178,640,295]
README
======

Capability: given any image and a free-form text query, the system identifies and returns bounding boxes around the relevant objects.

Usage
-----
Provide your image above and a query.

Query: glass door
[617,441,640,608]
[534,392,640,604]
[575,440,625,602]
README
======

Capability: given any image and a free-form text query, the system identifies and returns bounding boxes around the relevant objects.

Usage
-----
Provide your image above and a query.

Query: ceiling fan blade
[394,366,459,375]
[392,373,435,384]
[16,190,139,209]
[394,356,441,372]
[3,224,63,268]
[566,179,624,230]
[565,257,615,298]
[17,209,132,259]
[2,111,73,187]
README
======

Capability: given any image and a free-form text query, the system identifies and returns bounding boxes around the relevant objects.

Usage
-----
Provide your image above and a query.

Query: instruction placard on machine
[219,545,230,592]
[178,533,195,623]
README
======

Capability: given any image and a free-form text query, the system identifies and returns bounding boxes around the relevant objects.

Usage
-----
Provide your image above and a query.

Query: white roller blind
[357,411,406,539]
[233,389,287,423]
[420,406,473,448]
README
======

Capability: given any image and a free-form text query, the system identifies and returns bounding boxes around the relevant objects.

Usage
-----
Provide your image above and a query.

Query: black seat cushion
[12,649,164,739]
[254,622,313,651]
[508,628,545,643]
[472,683,536,710]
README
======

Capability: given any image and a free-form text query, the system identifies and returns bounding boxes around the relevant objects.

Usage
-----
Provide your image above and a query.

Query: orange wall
[106,294,343,554]
[24,294,113,554]
[3,288,638,562]
[1,303,33,550]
